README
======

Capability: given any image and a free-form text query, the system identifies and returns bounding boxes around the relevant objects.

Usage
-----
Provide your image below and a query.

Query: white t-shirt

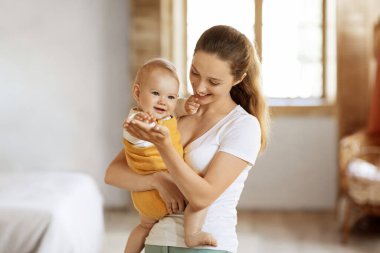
[145,105,261,253]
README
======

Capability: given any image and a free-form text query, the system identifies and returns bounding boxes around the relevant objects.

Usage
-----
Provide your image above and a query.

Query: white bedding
[0,172,104,253]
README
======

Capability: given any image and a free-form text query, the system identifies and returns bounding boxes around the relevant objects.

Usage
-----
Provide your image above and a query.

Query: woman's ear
[132,83,140,101]
[233,73,247,86]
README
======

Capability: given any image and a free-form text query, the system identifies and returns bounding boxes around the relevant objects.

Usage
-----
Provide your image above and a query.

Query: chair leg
[341,199,352,244]
[334,194,341,220]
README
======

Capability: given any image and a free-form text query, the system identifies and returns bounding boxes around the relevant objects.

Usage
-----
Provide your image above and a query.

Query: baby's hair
[134,58,180,86]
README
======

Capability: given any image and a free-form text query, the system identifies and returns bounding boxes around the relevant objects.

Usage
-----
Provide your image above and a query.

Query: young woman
[105,25,269,253]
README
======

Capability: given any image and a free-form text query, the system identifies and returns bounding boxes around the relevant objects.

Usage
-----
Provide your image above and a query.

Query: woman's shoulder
[218,106,261,165]
[227,105,260,129]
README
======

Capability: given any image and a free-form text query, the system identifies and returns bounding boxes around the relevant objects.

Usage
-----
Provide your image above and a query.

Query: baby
[122,58,216,253]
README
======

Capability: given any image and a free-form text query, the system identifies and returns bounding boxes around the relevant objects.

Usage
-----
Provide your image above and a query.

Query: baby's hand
[124,111,157,129]
[184,95,200,115]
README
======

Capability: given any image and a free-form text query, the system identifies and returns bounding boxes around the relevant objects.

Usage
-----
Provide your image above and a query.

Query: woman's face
[189,51,236,105]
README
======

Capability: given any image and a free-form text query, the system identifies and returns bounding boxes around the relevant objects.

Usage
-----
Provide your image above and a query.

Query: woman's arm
[104,150,187,213]
[157,144,248,211]
[125,120,249,211]
[104,150,155,191]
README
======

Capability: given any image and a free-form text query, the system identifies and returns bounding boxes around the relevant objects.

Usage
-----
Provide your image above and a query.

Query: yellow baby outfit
[123,114,183,220]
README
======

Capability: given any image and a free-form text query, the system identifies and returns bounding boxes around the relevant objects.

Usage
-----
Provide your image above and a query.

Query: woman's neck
[198,97,237,117]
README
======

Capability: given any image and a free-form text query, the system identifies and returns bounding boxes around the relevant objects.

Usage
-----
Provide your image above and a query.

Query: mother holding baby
[105,25,269,253]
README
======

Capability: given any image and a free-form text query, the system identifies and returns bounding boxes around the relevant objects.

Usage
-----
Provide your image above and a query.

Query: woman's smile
[194,92,211,98]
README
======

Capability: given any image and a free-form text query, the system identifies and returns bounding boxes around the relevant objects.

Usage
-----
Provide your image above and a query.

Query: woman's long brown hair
[194,25,269,151]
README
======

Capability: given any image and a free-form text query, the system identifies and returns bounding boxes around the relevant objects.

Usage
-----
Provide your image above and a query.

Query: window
[186,0,336,101]
[187,0,254,95]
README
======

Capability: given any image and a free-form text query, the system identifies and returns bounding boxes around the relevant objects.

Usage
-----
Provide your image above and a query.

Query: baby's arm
[175,96,200,118]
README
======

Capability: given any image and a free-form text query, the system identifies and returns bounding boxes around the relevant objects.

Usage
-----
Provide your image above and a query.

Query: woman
[105,25,269,253]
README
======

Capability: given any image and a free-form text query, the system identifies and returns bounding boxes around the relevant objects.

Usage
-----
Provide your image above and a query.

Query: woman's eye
[152,91,160,96]
[209,80,220,86]
[190,69,199,76]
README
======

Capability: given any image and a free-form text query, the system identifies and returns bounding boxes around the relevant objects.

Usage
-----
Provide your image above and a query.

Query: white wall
[239,115,338,210]
[0,0,132,207]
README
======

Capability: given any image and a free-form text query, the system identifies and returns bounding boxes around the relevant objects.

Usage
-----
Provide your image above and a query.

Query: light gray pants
[145,245,231,253]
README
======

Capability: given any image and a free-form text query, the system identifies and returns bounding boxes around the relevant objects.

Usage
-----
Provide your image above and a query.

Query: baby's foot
[185,232,217,247]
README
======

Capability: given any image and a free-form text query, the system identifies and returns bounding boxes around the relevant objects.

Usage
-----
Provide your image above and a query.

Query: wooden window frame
[160,0,336,115]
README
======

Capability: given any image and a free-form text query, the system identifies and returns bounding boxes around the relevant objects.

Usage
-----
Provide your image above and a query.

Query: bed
[0,171,104,253]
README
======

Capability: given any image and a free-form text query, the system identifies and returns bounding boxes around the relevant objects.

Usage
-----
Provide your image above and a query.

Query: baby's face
[136,68,179,119]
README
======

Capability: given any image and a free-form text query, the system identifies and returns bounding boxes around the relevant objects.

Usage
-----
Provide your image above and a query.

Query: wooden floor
[102,209,380,253]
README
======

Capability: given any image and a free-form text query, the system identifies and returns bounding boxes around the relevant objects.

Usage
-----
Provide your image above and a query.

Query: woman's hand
[123,116,171,147]
[152,171,187,214]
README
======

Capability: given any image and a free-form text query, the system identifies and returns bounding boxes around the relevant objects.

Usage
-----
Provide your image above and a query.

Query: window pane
[262,0,323,98]
[187,0,254,94]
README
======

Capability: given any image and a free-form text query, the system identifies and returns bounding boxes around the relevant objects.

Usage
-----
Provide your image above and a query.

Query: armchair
[338,130,380,243]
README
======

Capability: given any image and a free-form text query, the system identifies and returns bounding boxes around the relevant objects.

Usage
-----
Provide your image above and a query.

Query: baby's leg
[184,205,217,247]
[124,214,157,253]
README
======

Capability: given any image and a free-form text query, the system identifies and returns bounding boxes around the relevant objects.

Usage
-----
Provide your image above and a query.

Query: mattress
[0,171,104,253]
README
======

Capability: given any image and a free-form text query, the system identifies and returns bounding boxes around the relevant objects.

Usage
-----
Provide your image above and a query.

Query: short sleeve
[218,115,261,166]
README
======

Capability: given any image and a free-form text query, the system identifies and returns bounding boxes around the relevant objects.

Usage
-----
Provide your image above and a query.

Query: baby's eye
[168,95,176,100]
[151,91,160,96]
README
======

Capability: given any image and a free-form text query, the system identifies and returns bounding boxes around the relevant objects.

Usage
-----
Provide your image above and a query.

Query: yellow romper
[123,116,183,220]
